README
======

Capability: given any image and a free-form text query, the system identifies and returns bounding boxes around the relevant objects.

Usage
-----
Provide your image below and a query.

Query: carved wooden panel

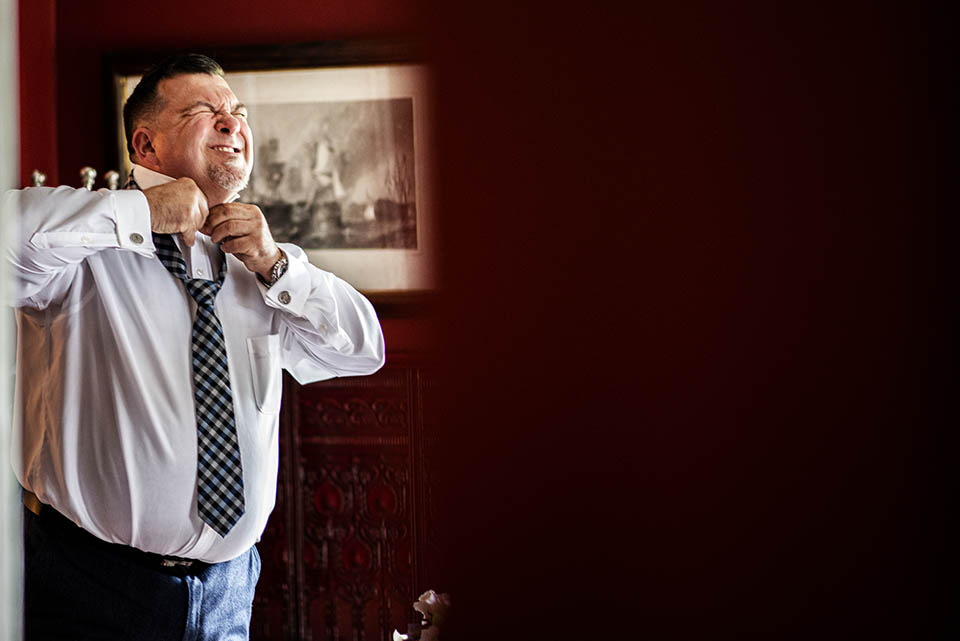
[252,357,434,641]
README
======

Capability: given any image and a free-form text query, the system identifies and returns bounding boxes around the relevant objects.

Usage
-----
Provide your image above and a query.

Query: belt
[22,489,209,574]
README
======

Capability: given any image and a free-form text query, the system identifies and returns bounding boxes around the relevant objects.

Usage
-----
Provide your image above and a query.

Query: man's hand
[201,203,281,280]
[143,178,209,247]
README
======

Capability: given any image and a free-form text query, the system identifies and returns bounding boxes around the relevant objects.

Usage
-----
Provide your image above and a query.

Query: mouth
[210,144,243,154]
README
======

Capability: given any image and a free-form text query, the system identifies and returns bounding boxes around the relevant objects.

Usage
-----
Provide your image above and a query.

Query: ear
[131,127,161,170]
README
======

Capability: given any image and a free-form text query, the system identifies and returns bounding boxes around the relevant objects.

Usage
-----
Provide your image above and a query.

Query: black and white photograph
[238,97,418,251]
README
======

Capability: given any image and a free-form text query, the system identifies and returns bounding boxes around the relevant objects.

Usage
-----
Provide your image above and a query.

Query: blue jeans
[23,506,261,641]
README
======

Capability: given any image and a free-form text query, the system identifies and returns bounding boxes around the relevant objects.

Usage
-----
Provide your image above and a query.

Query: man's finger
[209,219,252,245]
[202,203,261,234]
[196,196,210,228]
[201,204,225,234]
[219,236,248,255]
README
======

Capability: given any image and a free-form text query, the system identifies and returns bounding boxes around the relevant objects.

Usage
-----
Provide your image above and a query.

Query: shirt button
[278,291,291,305]
[196,269,204,277]
[130,232,144,245]
[80,234,90,244]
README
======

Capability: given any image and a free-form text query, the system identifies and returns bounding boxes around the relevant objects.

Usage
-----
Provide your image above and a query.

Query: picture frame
[105,40,436,311]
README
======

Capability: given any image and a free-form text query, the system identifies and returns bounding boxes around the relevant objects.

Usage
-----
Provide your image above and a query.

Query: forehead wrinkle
[160,75,237,105]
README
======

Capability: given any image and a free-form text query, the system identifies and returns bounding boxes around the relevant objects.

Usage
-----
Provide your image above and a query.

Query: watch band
[268,251,288,286]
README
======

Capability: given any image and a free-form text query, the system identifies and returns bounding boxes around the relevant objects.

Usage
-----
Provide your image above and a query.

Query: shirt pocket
[246,334,282,414]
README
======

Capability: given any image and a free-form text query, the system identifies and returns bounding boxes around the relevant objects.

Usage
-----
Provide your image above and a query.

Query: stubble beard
[207,161,249,196]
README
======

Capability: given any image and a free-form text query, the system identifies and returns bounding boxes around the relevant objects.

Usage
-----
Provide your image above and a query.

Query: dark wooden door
[252,355,436,641]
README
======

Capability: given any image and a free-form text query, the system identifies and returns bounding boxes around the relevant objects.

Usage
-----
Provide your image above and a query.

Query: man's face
[140,73,254,204]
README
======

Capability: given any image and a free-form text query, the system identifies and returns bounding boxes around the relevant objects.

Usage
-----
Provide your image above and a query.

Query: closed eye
[180,102,245,119]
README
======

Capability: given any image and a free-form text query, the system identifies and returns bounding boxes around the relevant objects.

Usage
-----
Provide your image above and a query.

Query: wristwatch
[265,250,288,286]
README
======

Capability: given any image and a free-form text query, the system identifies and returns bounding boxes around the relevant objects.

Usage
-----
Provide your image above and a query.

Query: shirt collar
[129,164,239,203]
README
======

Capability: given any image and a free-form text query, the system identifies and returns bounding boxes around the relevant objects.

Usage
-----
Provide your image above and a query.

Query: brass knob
[80,166,97,190]
[104,170,120,190]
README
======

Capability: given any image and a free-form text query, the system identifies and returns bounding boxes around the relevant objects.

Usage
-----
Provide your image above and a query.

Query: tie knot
[186,278,220,308]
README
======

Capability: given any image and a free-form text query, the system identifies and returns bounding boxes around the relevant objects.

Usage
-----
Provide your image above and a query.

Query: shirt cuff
[113,190,155,254]
[258,247,308,316]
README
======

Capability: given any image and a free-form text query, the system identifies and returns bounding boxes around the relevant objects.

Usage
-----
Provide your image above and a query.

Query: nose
[215,112,241,135]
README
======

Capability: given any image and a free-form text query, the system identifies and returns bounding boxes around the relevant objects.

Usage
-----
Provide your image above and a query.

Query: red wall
[18,1,946,638]
[426,3,944,639]
[17,0,57,187]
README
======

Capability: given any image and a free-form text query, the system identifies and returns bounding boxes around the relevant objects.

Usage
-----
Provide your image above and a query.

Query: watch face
[271,255,288,284]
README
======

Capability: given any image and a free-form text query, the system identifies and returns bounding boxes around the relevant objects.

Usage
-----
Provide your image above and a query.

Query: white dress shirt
[6,166,385,562]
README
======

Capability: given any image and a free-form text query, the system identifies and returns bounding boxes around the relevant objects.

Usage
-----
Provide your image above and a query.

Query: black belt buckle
[159,557,195,569]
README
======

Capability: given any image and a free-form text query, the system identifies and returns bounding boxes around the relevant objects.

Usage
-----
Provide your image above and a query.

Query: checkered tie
[153,232,246,537]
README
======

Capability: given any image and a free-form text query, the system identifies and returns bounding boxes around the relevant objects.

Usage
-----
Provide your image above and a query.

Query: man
[6,54,385,639]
